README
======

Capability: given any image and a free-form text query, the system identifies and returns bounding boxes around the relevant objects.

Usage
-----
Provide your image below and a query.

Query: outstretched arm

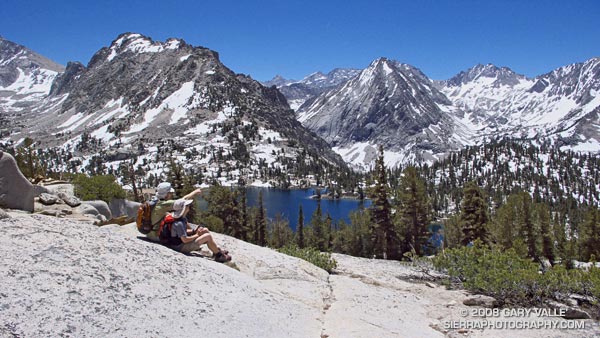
[183,188,202,200]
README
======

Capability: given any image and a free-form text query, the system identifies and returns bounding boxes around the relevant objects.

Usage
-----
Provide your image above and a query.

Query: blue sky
[2,0,599,81]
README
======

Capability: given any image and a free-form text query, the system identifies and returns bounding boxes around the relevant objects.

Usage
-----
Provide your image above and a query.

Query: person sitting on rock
[146,182,202,242]
[165,199,231,262]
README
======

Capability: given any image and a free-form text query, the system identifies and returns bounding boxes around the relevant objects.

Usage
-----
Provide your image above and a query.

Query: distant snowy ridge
[299,57,600,170]
[0,37,64,115]
[263,68,360,111]
[438,57,600,151]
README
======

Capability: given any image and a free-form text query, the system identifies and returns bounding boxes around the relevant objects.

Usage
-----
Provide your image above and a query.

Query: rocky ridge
[437,58,600,148]
[0,36,64,136]
[1,33,346,186]
[264,68,360,110]
[297,57,600,169]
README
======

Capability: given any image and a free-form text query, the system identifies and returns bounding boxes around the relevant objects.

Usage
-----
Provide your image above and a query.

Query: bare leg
[195,233,219,254]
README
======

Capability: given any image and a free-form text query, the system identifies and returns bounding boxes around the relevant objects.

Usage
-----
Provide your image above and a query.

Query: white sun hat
[172,199,194,218]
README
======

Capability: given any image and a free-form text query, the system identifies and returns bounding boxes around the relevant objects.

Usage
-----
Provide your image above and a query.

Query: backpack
[158,214,178,244]
[136,199,159,234]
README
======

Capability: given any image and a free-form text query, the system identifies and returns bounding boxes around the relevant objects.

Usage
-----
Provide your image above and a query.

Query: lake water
[245,187,371,231]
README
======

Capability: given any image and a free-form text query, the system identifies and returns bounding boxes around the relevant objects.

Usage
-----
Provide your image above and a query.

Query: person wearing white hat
[146,182,203,242]
[164,199,231,262]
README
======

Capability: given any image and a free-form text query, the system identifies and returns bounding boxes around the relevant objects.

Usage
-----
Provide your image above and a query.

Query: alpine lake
[197,187,371,231]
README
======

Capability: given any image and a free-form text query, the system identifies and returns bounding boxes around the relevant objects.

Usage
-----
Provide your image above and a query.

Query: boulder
[94,214,108,225]
[75,204,99,217]
[82,200,112,220]
[463,295,498,308]
[44,183,75,197]
[547,300,591,320]
[569,293,595,306]
[0,151,34,212]
[109,199,141,219]
[58,193,81,207]
[563,307,591,320]
[39,193,60,205]
[105,149,137,161]
[540,258,552,272]
[35,204,73,218]
[33,185,51,197]
[0,208,10,220]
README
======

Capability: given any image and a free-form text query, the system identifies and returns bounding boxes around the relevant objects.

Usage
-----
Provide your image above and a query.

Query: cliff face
[1,212,596,338]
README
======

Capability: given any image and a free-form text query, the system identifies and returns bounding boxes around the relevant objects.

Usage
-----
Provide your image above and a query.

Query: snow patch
[90,125,113,143]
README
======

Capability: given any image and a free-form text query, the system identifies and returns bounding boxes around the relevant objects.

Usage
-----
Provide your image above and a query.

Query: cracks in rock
[360,318,400,335]
[336,270,405,291]
[319,274,335,338]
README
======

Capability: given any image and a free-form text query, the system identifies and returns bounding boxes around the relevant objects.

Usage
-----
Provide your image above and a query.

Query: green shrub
[72,174,126,203]
[433,242,600,307]
[278,245,337,273]
[201,214,225,233]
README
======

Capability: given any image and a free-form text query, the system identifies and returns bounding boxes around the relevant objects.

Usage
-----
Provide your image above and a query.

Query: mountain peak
[445,63,526,87]
[104,33,187,62]
[298,58,463,168]
[368,57,391,68]
[263,75,295,88]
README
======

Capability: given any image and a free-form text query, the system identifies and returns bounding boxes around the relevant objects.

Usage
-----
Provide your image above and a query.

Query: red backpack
[158,214,177,244]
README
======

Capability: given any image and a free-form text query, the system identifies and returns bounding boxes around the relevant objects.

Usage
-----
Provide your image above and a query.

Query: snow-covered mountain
[3,33,599,175]
[2,33,346,186]
[298,57,600,170]
[264,68,360,110]
[297,58,472,170]
[434,64,533,125]
[438,58,600,150]
[0,36,64,125]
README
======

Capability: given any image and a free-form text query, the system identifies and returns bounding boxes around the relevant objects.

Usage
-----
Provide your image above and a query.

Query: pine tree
[396,166,430,256]
[297,204,305,248]
[268,214,293,248]
[257,190,267,246]
[460,181,490,246]
[166,157,186,197]
[239,186,249,241]
[349,208,375,257]
[579,207,600,261]
[520,192,539,260]
[15,137,43,179]
[491,193,519,250]
[325,213,333,250]
[535,202,555,263]
[205,186,241,237]
[371,145,398,259]
[553,214,567,261]
[443,214,462,249]
[310,199,326,250]
[127,160,142,202]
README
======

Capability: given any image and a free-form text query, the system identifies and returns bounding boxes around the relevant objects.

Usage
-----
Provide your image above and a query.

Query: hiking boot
[214,251,231,263]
